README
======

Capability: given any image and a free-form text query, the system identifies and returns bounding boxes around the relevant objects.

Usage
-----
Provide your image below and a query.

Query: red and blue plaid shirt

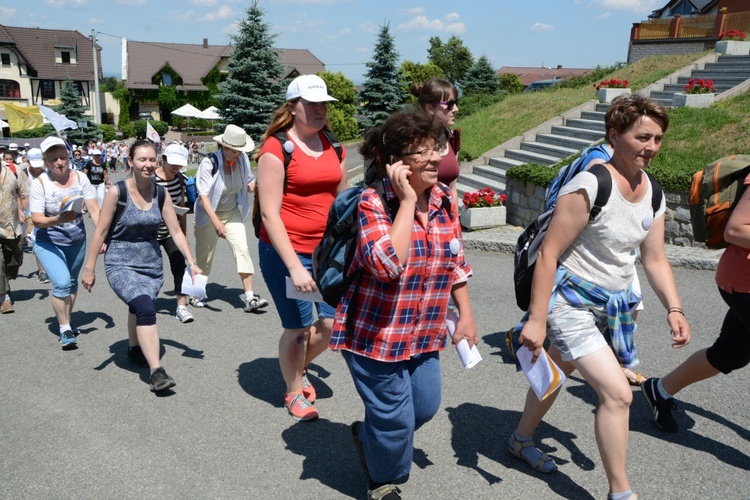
[329,179,472,362]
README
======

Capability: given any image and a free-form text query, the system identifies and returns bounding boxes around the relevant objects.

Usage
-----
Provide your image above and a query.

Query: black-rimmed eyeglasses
[436,99,459,111]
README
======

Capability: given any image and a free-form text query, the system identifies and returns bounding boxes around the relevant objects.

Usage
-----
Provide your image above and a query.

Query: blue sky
[1,0,665,84]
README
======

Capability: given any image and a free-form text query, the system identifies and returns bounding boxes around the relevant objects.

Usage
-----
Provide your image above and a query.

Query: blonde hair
[256,98,334,159]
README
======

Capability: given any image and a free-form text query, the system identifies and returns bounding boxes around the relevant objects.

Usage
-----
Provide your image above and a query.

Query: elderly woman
[510,94,690,500]
[193,124,267,312]
[256,74,347,422]
[29,136,100,349]
[329,110,477,500]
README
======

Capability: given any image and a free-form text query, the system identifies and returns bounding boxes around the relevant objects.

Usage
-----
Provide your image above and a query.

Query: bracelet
[667,307,684,316]
[190,261,198,267]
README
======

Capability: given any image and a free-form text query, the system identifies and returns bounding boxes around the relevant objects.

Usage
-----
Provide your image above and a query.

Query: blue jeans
[342,350,442,484]
[258,239,335,329]
[34,239,85,298]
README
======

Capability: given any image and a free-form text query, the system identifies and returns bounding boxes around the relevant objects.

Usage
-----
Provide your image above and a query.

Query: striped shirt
[153,172,185,240]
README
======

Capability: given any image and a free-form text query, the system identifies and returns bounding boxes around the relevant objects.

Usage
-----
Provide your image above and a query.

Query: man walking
[0,155,29,313]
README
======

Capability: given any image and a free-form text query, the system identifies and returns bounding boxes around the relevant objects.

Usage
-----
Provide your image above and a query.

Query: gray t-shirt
[557,169,666,291]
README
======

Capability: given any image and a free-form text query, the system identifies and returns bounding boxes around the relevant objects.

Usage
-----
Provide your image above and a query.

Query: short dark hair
[605,94,669,140]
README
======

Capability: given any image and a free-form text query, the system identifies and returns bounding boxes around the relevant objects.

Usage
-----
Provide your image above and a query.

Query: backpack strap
[271,131,294,192]
[209,152,221,177]
[105,180,129,243]
[645,171,663,216]
[587,163,613,221]
[321,128,344,163]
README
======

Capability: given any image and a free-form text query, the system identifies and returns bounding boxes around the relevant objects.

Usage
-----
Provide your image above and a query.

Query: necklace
[289,130,323,160]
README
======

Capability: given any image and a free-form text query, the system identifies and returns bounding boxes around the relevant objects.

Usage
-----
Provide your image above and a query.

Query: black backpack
[251,129,343,238]
[513,163,663,311]
[105,180,166,244]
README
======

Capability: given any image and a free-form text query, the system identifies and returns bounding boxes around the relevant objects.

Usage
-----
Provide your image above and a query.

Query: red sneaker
[284,392,319,422]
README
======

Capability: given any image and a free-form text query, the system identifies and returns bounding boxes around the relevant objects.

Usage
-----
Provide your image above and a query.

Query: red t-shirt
[715,172,750,293]
[257,132,346,254]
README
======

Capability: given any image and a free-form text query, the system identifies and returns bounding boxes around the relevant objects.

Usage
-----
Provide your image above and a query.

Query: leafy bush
[10,125,56,138]
[127,119,168,139]
[459,92,507,117]
[506,163,560,187]
[557,62,627,90]
[98,124,116,142]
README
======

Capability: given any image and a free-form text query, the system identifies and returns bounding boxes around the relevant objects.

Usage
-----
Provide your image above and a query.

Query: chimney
[203,38,208,49]
[557,64,562,69]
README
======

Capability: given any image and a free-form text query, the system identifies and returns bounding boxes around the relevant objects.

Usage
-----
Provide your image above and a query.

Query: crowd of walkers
[2,77,749,500]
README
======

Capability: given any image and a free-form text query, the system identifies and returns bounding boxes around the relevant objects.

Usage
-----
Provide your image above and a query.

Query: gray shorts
[547,296,609,362]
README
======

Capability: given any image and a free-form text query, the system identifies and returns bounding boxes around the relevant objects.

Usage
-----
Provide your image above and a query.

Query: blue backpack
[544,143,611,211]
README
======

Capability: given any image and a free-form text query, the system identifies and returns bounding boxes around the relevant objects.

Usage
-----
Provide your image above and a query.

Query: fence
[632,11,750,41]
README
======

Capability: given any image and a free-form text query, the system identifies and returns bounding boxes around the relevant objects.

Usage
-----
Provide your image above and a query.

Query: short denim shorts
[258,239,336,330]
[547,295,609,362]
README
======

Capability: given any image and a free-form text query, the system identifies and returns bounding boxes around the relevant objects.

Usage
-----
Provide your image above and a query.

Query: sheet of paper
[285,276,325,302]
[173,205,189,216]
[446,311,482,369]
[60,195,85,214]
[181,269,208,299]
[516,346,566,401]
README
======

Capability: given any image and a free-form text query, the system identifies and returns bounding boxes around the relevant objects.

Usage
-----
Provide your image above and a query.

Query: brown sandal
[623,368,647,387]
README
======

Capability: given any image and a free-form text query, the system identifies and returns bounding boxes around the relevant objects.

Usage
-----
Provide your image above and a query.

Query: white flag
[38,104,78,133]
[146,121,160,143]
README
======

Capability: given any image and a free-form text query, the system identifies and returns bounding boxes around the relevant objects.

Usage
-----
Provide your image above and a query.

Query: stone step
[488,156,525,169]
[457,173,506,193]
[580,110,606,121]
[505,148,560,166]
[473,165,507,184]
[703,62,750,71]
[565,118,606,132]
[717,54,750,63]
[651,97,673,107]
[550,125,605,142]
[536,133,594,150]
[690,68,750,78]
[675,76,748,86]
[595,103,611,112]
[662,84,734,93]
[520,141,579,160]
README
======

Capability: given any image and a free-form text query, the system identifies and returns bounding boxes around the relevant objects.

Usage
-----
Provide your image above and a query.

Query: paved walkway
[462,225,723,271]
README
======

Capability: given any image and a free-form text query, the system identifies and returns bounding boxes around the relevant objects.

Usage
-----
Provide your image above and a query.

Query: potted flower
[672,78,717,108]
[460,187,507,230]
[715,30,750,55]
[594,78,631,103]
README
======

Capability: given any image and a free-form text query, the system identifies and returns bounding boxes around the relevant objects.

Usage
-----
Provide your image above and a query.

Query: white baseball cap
[286,75,337,102]
[40,136,67,153]
[164,143,189,167]
[27,148,44,168]
[90,148,101,156]
[8,142,18,151]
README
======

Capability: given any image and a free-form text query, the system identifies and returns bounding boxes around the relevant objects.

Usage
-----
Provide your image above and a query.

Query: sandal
[623,368,647,387]
[508,433,558,474]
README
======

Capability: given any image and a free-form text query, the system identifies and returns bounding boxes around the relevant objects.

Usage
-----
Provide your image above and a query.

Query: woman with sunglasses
[330,110,476,500]
[410,78,460,202]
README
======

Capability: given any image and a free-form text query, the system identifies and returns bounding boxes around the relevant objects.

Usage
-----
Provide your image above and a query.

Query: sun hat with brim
[164,144,189,167]
[40,136,67,154]
[213,124,255,152]
[286,74,338,103]
[27,148,44,168]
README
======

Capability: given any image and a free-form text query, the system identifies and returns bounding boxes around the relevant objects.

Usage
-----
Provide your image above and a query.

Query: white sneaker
[176,306,195,323]
[241,293,269,313]
[188,296,205,308]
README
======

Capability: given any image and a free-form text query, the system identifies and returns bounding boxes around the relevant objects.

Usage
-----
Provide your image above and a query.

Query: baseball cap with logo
[286,75,337,103]
[27,148,44,168]
[164,144,189,167]
[40,136,67,153]
[8,143,18,151]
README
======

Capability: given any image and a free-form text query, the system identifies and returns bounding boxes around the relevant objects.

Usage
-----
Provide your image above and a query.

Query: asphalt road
[1,190,749,499]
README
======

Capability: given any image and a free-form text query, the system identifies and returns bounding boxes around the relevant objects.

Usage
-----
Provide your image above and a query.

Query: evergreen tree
[55,78,95,145]
[427,35,474,85]
[216,0,286,139]
[358,23,407,132]
[462,56,500,96]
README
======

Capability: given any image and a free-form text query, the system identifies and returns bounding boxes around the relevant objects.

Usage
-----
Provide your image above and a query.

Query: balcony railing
[632,11,750,41]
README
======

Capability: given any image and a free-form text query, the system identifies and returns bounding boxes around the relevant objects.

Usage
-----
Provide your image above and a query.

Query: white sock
[244,290,254,300]
[657,378,673,399]
[59,324,71,335]
[0,294,7,303]
[609,489,634,500]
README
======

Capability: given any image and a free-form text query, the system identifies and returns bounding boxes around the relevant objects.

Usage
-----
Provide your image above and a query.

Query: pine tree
[215,0,286,139]
[55,78,95,145]
[358,23,407,132]
[462,56,500,96]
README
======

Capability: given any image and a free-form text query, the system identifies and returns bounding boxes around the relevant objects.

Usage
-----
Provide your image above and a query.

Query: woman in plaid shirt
[330,110,477,500]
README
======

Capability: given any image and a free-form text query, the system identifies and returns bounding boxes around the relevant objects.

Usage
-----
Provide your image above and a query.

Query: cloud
[190,0,217,5]
[272,0,353,4]
[88,17,104,24]
[220,21,240,36]
[445,12,460,21]
[115,0,146,4]
[531,23,554,32]
[357,21,379,35]
[399,7,425,15]
[339,28,352,35]
[202,5,235,21]
[0,7,17,16]
[596,12,612,19]
[397,15,466,34]
[589,0,660,11]
[45,0,89,7]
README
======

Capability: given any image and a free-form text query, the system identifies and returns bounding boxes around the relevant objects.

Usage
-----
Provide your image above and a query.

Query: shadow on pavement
[282,418,365,499]
[43,310,116,337]
[237,359,333,408]
[10,286,49,303]
[445,403,595,499]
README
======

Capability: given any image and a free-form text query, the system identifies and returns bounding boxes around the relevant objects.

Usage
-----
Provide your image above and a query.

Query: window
[41,80,56,99]
[0,53,10,66]
[670,1,694,16]
[61,51,71,64]
[162,72,172,86]
[0,80,21,98]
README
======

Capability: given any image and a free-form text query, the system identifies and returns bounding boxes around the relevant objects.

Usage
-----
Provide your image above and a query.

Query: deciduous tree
[318,71,358,141]
[427,36,474,85]
[399,61,445,101]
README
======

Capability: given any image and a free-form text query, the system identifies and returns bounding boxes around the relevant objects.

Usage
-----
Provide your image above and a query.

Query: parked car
[138,112,154,121]
[524,78,565,93]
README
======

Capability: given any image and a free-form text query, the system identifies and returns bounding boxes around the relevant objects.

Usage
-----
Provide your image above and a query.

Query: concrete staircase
[456,103,608,199]
[457,53,750,201]
[648,54,750,107]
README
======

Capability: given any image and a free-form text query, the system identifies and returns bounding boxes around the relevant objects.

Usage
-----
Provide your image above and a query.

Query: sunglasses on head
[436,99,459,111]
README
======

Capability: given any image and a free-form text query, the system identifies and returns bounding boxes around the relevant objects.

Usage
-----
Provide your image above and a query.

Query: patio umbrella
[171,104,202,130]
[197,106,221,120]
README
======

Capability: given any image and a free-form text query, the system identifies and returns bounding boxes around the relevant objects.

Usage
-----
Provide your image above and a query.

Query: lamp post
[91,29,100,125]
